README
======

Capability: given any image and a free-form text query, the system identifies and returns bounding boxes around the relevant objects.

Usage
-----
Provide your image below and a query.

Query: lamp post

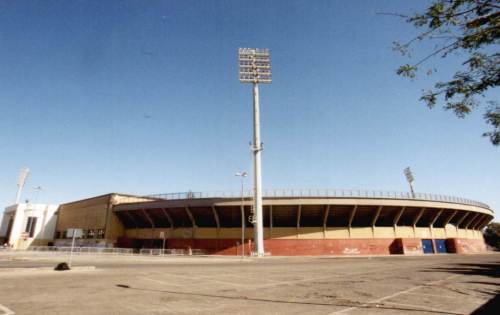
[235,171,248,258]
[404,167,415,198]
[33,186,43,204]
[239,48,271,257]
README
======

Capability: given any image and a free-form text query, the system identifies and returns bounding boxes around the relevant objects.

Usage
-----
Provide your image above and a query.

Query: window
[25,217,38,238]
[97,229,105,239]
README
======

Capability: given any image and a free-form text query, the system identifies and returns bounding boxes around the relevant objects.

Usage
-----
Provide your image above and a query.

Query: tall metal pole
[240,176,245,258]
[239,47,271,257]
[252,83,264,256]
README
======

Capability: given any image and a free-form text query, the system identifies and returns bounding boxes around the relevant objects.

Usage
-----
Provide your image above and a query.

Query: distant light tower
[15,167,30,204]
[34,186,43,204]
[235,171,248,258]
[239,48,272,257]
[404,167,415,198]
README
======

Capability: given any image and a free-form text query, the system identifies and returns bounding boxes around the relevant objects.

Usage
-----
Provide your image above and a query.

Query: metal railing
[139,248,207,256]
[22,246,209,256]
[26,246,134,255]
[135,189,490,210]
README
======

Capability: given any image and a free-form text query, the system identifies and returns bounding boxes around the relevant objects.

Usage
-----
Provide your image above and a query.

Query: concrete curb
[0,266,95,274]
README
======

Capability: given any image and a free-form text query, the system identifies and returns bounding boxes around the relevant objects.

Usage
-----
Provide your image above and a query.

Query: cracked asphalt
[0,251,498,314]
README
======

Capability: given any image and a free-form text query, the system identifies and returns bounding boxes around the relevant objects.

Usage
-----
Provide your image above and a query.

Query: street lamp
[404,167,415,198]
[238,48,271,257]
[235,171,248,258]
[33,186,43,204]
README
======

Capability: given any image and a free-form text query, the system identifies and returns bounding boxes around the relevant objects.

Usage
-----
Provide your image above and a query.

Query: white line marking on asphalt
[328,274,461,314]
[404,291,464,299]
[0,304,15,315]
[142,273,248,288]
[142,277,188,288]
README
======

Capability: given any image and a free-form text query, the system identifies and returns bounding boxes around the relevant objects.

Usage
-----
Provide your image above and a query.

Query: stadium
[53,189,493,256]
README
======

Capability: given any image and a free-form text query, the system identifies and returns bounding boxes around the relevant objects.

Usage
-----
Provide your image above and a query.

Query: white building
[0,203,59,249]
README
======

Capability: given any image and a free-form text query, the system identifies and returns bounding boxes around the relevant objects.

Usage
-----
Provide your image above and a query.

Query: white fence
[139,248,207,256]
[26,246,134,255]
[24,246,207,256]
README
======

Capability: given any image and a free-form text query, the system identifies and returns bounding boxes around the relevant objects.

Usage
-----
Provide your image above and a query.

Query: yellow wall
[373,227,395,238]
[349,227,373,238]
[394,226,414,238]
[57,195,110,232]
[123,226,483,241]
[56,193,147,244]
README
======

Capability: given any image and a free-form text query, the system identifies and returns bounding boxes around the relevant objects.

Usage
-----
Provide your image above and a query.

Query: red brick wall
[117,237,488,255]
[446,238,487,254]
[137,238,401,256]
[400,238,423,255]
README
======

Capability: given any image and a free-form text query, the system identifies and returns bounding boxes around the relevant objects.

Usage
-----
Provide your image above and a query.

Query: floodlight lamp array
[404,167,414,182]
[239,48,272,84]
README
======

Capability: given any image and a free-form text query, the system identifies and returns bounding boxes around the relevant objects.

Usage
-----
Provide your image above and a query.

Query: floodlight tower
[239,48,271,257]
[15,167,30,204]
[404,167,415,198]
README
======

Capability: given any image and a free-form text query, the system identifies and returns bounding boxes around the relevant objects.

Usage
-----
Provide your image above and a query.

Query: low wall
[118,238,400,255]
[117,237,488,256]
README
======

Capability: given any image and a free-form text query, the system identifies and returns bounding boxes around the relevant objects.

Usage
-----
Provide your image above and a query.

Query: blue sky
[0,0,498,218]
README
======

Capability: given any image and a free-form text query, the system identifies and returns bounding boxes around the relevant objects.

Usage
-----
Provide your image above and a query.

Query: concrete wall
[0,203,58,249]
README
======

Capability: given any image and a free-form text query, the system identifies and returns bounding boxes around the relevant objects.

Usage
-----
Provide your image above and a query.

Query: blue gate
[422,239,434,254]
[434,239,447,253]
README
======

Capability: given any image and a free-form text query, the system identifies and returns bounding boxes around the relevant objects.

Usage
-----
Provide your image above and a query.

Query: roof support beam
[323,205,330,239]
[323,205,330,228]
[211,206,220,229]
[348,205,357,228]
[393,207,405,236]
[371,206,382,238]
[393,207,405,226]
[429,209,443,227]
[473,216,485,230]
[161,208,174,228]
[269,205,273,238]
[124,210,138,229]
[142,209,156,239]
[429,209,443,239]
[185,207,196,228]
[465,213,480,229]
[348,205,357,237]
[455,212,469,229]
[412,208,425,227]
[471,214,485,230]
[142,209,155,228]
[296,205,302,229]
[443,210,457,227]
[478,216,492,230]
[468,214,482,230]
[412,208,425,237]
[371,206,383,227]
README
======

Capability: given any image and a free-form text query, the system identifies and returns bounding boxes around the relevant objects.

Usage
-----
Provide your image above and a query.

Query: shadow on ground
[422,261,499,315]
[114,284,462,314]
